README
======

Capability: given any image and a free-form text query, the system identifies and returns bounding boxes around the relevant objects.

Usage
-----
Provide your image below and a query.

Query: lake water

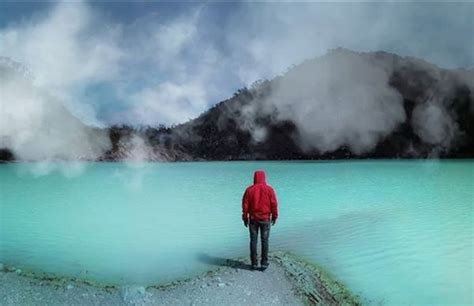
[0,161,472,305]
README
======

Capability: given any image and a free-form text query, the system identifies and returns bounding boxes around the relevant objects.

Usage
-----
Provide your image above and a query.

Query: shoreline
[271,252,361,305]
[2,157,474,164]
[0,252,361,305]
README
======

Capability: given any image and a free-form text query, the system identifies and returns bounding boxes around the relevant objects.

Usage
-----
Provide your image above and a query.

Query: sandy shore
[0,252,361,305]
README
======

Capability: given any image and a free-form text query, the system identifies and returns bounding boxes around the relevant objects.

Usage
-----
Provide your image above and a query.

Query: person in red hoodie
[242,170,278,271]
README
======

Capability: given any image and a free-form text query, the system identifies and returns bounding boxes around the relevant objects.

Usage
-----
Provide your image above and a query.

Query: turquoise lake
[0,161,472,305]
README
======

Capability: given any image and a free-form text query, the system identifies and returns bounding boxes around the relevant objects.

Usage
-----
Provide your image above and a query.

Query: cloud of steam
[25,161,89,178]
[0,2,472,160]
[277,52,405,154]
[119,135,154,162]
[112,7,223,126]
[0,3,123,122]
[128,82,208,126]
[111,135,157,191]
[0,3,122,87]
[237,51,407,154]
[0,2,122,162]
[0,57,111,161]
[0,3,211,161]
[226,2,473,86]
[412,103,458,149]
[236,49,474,155]
[218,3,473,155]
[0,2,222,128]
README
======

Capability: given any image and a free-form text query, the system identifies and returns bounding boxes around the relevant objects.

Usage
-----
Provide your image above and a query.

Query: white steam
[233,50,474,155]
[119,135,154,162]
[0,58,110,161]
[129,82,208,126]
[412,103,458,149]
[0,3,122,94]
[0,2,121,161]
[0,2,472,161]
[240,51,406,154]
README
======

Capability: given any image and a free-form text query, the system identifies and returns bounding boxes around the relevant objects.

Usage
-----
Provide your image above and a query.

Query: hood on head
[253,170,266,184]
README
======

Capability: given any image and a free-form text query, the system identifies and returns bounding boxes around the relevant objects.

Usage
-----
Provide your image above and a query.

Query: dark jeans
[249,220,270,266]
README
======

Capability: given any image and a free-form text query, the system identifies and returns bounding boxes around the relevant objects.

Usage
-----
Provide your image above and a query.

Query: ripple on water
[0,161,472,305]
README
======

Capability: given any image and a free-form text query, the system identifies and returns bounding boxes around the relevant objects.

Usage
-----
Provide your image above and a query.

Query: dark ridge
[2,49,473,162]
[0,148,15,162]
[118,50,472,161]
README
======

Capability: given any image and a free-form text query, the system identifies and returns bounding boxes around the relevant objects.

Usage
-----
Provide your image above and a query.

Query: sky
[0,1,473,127]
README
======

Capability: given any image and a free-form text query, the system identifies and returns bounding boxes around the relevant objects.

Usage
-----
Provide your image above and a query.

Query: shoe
[261,264,268,271]
[251,265,258,271]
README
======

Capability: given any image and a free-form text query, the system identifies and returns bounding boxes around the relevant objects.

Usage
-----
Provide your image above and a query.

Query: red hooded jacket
[242,170,278,223]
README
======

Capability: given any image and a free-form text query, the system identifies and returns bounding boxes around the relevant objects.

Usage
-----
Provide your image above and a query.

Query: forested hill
[1,49,473,162]
[101,49,474,161]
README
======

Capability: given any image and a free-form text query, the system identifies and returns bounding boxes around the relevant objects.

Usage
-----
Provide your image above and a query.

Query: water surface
[0,161,472,305]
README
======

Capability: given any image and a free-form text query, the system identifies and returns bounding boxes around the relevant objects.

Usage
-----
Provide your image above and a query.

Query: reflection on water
[0,161,472,305]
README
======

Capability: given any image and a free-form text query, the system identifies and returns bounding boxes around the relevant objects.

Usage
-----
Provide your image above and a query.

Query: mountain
[1,49,473,162]
[102,49,474,161]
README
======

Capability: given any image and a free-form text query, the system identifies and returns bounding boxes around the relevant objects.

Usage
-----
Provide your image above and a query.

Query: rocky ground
[0,252,361,305]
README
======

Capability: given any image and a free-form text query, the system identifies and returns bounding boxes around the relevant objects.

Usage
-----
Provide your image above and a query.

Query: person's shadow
[196,253,253,271]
